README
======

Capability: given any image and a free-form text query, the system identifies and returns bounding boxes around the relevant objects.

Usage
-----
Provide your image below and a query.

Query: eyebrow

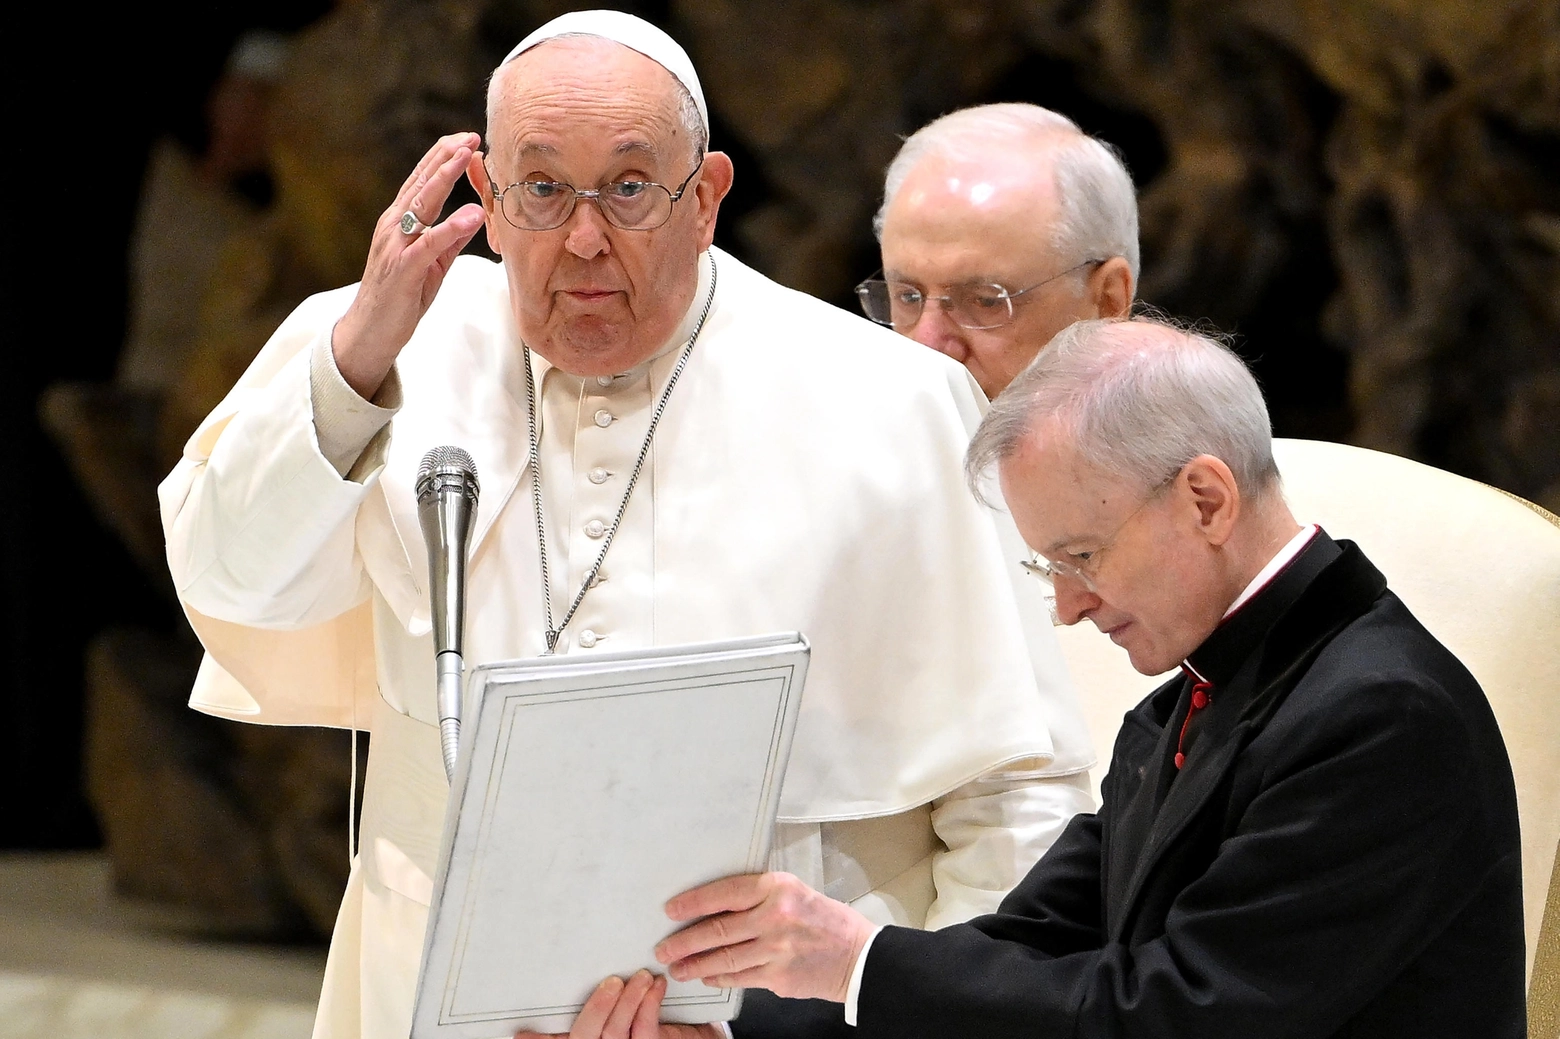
[510,139,659,170]
[1041,508,1112,555]
[883,270,1015,288]
[515,141,557,158]
[1042,534,1093,556]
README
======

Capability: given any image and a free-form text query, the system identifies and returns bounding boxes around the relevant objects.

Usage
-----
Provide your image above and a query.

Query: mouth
[562,289,619,303]
[1099,621,1131,645]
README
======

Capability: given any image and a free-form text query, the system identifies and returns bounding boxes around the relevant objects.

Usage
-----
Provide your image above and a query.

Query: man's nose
[906,306,968,361]
[1051,574,1098,626]
[563,198,612,259]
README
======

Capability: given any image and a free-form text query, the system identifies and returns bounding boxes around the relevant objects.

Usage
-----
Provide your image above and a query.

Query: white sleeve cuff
[843,926,883,1027]
[715,1021,733,1038]
[309,332,401,478]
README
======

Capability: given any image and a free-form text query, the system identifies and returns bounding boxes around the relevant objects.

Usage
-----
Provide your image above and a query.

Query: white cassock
[160,247,1095,1039]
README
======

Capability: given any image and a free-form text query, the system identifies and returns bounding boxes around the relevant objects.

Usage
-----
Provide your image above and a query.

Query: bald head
[871,104,1139,399]
[876,103,1139,278]
[885,128,1069,263]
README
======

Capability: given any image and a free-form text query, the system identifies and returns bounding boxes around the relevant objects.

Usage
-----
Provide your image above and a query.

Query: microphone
[416,446,480,781]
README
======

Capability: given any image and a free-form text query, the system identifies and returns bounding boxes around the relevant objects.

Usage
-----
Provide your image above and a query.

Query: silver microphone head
[416,446,480,506]
[417,446,480,662]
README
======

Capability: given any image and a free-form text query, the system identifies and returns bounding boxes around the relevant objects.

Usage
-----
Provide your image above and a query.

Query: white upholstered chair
[1051,438,1560,1008]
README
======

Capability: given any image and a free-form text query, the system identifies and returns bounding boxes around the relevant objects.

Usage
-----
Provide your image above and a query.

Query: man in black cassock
[552,315,1527,1039]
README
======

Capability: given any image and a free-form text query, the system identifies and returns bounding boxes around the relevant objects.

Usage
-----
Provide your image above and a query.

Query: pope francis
[159,11,1094,1038]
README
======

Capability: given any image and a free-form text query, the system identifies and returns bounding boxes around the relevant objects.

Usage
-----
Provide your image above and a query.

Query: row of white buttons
[581,372,623,651]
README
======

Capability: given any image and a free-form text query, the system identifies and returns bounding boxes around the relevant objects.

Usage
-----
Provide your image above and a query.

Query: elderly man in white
[860,103,1139,399]
[160,12,1094,1038]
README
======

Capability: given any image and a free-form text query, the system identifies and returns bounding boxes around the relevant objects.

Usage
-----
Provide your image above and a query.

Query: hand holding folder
[411,634,810,1039]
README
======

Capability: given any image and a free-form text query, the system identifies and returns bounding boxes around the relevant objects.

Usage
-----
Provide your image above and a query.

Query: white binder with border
[410,632,810,1039]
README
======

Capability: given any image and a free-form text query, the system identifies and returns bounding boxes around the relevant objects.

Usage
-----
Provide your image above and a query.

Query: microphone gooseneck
[416,446,480,782]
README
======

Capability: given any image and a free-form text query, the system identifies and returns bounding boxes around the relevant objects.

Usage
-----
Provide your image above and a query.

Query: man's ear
[1087,257,1134,319]
[466,151,502,255]
[692,151,734,252]
[1180,455,1241,546]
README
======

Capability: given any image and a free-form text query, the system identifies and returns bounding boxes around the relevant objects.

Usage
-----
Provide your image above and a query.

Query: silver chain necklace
[523,254,718,654]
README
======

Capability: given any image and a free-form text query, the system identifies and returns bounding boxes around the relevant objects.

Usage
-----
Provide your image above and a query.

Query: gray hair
[965,315,1278,504]
[485,35,708,165]
[874,103,1140,282]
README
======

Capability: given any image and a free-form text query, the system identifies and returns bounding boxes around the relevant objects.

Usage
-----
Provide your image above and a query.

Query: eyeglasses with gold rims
[856,259,1103,331]
[1020,467,1182,594]
[487,157,705,232]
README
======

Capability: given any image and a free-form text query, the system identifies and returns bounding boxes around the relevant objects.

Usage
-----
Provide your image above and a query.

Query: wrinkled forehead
[495,10,708,129]
[487,38,687,164]
[882,151,1069,282]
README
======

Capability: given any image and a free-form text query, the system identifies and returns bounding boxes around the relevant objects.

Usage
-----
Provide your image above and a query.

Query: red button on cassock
[1191,689,1209,709]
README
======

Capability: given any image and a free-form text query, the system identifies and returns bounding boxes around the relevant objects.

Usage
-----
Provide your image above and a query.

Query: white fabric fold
[308,332,401,479]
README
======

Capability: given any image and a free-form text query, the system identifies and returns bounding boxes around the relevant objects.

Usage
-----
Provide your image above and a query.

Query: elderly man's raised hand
[331,132,489,399]
[654,872,875,1002]
[513,971,723,1039]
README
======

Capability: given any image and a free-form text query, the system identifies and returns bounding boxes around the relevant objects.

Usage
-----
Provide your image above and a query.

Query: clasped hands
[514,872,876,1039]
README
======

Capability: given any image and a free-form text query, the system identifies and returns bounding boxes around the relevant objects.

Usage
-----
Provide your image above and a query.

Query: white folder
[410,633,811,1039]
